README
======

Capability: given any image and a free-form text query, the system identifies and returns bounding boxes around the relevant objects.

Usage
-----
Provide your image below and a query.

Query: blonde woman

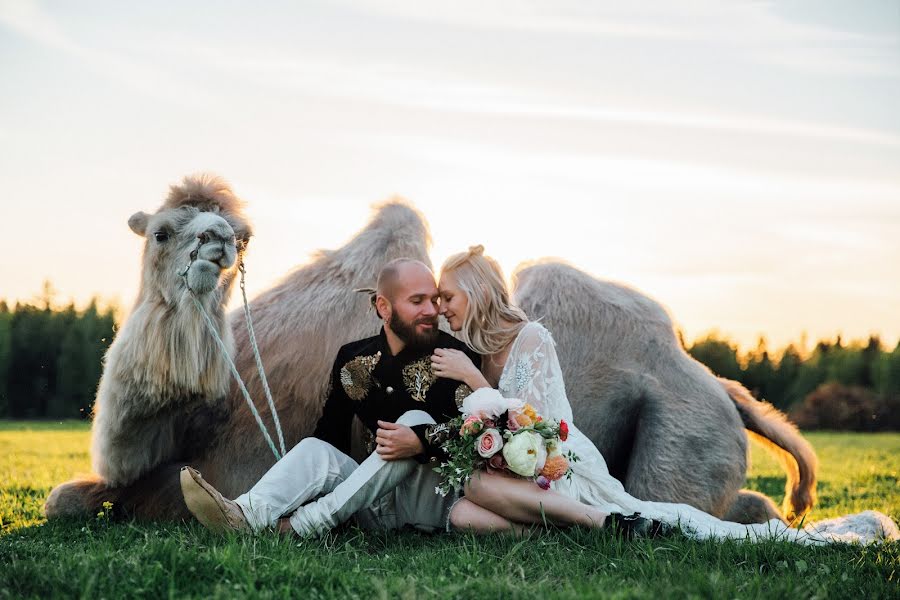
[432,245,658,535]
[432,246,897,544]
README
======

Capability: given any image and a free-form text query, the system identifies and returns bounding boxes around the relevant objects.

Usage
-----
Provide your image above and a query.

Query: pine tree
[687,334,742,381]
[0,301,11,417]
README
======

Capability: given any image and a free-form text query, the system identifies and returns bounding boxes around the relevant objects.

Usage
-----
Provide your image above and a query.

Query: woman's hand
[431,348,488,389]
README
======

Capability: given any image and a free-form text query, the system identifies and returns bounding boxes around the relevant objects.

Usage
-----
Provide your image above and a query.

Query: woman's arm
[431,348,491,390]
[505,323,561,416]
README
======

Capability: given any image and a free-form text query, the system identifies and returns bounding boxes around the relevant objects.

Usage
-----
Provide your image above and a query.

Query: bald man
[181,259,479,536]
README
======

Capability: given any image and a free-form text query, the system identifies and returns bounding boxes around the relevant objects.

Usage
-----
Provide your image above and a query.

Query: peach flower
[460,416,483,436]
[539,454,570,481]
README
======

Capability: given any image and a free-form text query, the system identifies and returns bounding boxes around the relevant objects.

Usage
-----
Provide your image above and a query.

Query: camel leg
[45,476,115,520]
[46,461,199,521]
[621,386,747,519]
[723,489,786,524]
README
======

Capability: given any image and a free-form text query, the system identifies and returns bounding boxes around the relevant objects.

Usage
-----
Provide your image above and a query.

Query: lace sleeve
[502,323,573,422]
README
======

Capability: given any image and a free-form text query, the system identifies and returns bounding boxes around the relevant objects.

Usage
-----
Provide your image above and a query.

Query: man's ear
[128,211,149,236]
[375,295,391,322]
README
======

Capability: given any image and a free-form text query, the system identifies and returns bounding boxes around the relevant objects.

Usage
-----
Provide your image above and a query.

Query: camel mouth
[186,259,229,294]
[194,257,229,272]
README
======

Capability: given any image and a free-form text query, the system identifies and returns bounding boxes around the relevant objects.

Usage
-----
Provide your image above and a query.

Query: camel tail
[719,377,818,523]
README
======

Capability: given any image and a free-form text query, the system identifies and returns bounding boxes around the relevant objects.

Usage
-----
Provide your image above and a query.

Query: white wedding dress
[494,322,899,545]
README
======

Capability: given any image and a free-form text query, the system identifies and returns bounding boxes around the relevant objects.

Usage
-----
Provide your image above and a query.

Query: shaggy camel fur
[512,261,817,524]
[46,185,815,524]
[45,188,431,519]
[45,174,252,517]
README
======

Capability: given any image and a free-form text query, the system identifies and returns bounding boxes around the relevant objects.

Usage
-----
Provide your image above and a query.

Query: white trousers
[234,410,453,536]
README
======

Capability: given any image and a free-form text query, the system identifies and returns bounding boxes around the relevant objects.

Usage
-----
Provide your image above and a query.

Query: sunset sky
[1,0,898,352]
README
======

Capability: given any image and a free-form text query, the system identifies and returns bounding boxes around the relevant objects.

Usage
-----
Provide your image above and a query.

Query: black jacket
[312,328,479,461]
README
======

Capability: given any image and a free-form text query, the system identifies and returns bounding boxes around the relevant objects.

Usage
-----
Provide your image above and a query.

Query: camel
[45,176,430,519]
[45,174,252,516]
[512,262,816,523]
[46,178,815,525]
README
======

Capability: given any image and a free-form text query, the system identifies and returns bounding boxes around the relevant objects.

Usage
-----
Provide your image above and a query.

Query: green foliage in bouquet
[430,408,576,497]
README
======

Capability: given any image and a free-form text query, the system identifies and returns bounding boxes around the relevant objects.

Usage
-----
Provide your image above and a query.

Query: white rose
[461,388,524,419]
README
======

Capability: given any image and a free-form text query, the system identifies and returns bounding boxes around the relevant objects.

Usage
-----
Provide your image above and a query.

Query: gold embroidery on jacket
[362,427,376,455]
[402,357,436,403]
[454,384,473,408]
[425,422,451,446]
[340,352,382,401]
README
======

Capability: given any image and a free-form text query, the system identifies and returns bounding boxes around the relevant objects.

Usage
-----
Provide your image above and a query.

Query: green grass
[1,423,897,599]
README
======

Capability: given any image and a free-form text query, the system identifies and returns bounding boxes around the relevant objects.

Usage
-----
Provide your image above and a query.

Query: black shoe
[606,512,674,539]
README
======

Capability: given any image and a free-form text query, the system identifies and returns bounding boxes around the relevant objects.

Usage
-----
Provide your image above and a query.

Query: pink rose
[506,414,521,432]
[475,428,503,458]
[459,416,483,437]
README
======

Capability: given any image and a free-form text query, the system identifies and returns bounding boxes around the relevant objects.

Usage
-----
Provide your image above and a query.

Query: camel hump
[311,198,432,270]
[719,377,818,523]
[512,260,674,326]
[366,198,433,250]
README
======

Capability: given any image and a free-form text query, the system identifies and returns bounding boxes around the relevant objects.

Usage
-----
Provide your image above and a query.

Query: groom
[181,258,478,535]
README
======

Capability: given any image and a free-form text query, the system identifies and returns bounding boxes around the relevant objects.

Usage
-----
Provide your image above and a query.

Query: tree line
[687,333,900,430]
[0,286,116,420]
[1,286,898,429]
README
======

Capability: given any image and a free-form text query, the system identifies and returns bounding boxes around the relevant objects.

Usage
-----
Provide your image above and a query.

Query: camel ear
[128,212,149,236]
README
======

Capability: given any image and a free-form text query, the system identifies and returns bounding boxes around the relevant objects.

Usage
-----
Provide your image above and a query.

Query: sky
[1,0,898,352]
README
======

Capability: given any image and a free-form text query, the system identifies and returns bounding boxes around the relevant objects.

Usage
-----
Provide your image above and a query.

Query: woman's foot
[606,512,674,539]
[180,466,250,534]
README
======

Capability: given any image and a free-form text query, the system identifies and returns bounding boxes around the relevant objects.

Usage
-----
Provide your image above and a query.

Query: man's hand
[375,421,424,461]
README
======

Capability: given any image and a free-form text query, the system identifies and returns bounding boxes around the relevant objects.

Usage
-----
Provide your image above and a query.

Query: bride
[431,245,898,544]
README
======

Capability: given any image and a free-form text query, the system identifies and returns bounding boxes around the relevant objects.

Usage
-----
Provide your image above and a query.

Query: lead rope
[238,258,286,457]
[180,240,285,461]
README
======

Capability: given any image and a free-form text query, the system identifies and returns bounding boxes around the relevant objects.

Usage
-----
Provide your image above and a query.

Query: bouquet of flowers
[431,388,578,497]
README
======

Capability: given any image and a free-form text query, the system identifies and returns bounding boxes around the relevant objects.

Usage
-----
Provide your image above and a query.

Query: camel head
[128,174,252,305]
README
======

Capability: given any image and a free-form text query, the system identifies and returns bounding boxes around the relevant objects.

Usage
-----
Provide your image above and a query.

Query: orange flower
[540,455,570,481]
[523,404,538,422]
[460,416,483,436]
[511,411,533,428]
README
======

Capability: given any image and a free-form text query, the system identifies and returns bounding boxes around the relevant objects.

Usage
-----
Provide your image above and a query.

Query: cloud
[0,0,211,106]
[340,0,900,78]
[161,39,900,151]
[350,132,900,208]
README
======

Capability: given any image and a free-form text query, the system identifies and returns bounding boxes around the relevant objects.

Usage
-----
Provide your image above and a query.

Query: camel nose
[196,230,235,265]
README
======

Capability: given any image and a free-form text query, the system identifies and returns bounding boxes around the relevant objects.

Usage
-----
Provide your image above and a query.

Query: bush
[789,382,900,431]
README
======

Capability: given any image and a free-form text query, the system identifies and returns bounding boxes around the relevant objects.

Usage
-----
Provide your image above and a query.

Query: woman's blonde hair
[440,245,528,355]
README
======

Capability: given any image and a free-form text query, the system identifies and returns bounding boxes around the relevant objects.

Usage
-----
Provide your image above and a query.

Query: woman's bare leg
[464,471,608,529]
[448,498,527,535]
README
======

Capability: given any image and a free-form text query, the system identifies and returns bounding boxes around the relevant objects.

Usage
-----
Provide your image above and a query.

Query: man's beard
[389,313,440,351]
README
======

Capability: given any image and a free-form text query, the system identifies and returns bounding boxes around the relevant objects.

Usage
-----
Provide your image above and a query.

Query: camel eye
[153,231,169,243]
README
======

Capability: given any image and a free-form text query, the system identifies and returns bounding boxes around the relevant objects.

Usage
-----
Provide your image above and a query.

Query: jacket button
[386,386,394,394]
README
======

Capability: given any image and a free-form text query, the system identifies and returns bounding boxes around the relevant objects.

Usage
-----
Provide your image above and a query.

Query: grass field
[1,421,897,599]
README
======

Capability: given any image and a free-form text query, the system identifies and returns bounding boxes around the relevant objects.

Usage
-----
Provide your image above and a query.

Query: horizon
[1,1,898,351]
[3,266,895,357]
